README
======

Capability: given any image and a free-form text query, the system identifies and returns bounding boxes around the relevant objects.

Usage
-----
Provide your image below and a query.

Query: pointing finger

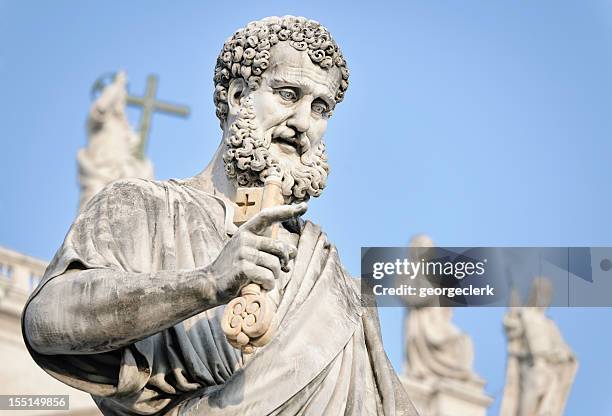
[244,203,307,235]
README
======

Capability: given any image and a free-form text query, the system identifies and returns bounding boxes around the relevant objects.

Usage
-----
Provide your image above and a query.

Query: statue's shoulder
[94,177,213,203]
[82,178,203,217]
[85,177,228,226]
[90,178,169,206]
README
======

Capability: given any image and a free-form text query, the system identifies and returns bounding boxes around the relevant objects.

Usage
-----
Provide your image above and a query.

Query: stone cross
[126,75,190,159]
[237,194,255,214]
[233,188,263,225]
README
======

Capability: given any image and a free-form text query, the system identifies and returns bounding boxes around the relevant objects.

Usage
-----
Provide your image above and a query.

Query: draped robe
[22,179,417,416]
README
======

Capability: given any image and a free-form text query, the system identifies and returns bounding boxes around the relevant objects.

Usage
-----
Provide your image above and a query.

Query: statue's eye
[278,88,298,102]
[311,101,328,115]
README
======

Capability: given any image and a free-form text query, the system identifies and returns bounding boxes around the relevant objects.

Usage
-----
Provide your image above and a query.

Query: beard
[222,95,330,203]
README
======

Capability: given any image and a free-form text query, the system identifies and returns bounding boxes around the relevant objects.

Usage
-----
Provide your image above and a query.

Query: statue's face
[249,42,341,175]
[222,41,341,202]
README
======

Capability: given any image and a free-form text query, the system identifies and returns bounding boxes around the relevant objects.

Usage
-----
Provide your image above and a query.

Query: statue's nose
[287,101,311,133]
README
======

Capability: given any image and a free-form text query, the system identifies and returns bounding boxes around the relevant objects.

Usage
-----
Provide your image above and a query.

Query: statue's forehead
[265,43,341,99]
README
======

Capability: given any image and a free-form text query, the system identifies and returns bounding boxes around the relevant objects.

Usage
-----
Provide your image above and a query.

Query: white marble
[500,278,578,416]
[400,235,492,416]
[0,246,100,415]
[23,16,417,416]
[77,71,153,210]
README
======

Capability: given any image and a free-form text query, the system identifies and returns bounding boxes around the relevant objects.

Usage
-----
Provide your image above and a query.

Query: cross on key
[233,187,263,226]
[237,192,256,215]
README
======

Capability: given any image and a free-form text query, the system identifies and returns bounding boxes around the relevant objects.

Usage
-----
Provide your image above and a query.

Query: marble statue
[22,16,418,416]
[401,235,479,382]
[77,71,154,210]
[400,235,491,416]
[500,278,578,416]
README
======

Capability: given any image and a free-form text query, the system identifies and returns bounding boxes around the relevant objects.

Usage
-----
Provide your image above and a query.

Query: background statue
[77,71,154,209]
[500,278,578,416]
[401,234,480,382]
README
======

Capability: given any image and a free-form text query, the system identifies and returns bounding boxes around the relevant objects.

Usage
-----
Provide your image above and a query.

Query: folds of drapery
[22,178,418,416]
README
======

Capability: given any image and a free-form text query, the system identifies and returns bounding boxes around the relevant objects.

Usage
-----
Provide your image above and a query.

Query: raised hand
[210,202,307,303]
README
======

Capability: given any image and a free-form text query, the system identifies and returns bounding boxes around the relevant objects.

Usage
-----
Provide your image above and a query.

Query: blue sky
[2,1,612,414]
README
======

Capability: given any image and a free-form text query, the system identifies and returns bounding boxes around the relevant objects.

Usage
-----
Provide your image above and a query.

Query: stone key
[222,176,284,353]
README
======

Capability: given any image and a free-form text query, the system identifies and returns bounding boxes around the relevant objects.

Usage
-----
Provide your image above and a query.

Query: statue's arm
[23,203,304,356]
[23,266,222,355]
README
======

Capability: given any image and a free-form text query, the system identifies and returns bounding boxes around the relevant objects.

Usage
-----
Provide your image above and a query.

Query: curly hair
[213,16,350,126]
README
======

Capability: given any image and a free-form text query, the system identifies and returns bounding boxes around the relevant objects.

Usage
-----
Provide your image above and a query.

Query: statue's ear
[227,78,247,116]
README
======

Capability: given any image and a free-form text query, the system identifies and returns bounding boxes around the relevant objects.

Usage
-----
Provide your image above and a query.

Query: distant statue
[401,235,480,382]
[405,306,478,381]
[77,71,154,210]
[500,278,578,416]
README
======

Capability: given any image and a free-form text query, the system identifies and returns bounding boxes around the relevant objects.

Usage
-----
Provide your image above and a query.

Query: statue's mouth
[272,135,302,155]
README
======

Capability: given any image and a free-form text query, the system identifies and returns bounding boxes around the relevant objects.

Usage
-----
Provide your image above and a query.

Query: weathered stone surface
[23,16,418,416]
[0,246,100,415]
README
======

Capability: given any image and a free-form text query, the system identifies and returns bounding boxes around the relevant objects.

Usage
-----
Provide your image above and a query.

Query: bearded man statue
[22,16,418,416]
